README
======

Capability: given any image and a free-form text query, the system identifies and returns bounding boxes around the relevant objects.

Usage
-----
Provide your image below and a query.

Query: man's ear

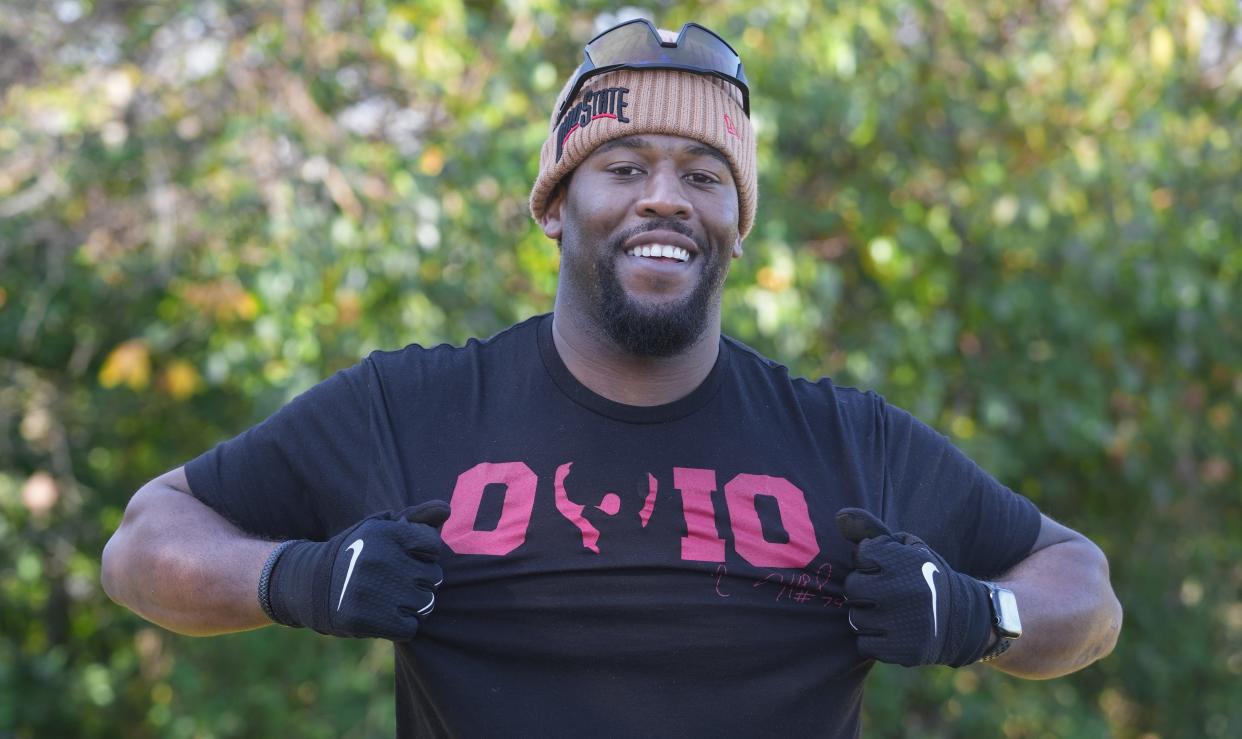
[731,239,743,259]
[540,188,565,240]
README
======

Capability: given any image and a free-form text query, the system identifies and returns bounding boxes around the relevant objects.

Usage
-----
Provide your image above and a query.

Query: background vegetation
[2,0,1239,736]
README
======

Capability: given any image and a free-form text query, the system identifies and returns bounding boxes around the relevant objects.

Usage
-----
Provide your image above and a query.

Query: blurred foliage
[2,0,1240,736]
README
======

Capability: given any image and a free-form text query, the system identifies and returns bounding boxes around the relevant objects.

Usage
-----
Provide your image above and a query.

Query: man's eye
[610,166,642,176]
[687,173,718,185]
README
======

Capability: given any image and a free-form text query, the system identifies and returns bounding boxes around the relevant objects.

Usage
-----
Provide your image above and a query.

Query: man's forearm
[101,467,279,636]
[986,536,1122,679]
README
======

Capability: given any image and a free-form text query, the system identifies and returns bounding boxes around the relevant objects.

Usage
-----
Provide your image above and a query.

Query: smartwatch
[980,582,1022,662]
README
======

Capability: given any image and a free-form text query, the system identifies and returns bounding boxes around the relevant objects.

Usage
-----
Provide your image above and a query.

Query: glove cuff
[945,575,995,667]
[257,539,302,625]
[265,539,325,630]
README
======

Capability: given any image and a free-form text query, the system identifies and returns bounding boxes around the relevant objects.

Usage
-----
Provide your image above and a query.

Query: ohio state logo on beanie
[555,86,631,162]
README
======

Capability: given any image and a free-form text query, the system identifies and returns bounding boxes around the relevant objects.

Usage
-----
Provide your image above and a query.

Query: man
[102,20,1122,737]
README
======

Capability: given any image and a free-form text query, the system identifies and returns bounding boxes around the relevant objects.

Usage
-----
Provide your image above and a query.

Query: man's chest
[394,423,874,623]
[382,374,879,706]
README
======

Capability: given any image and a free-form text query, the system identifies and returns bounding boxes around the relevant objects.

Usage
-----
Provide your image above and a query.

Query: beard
[585,221,731,358]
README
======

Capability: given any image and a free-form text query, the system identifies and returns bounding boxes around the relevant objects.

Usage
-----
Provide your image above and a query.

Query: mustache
[608,219,701,250]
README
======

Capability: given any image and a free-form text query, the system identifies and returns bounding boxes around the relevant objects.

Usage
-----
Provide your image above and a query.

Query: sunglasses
[555,19,750,126]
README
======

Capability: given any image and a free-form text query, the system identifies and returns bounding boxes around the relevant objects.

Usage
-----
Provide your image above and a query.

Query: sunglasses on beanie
[555,19,750,126]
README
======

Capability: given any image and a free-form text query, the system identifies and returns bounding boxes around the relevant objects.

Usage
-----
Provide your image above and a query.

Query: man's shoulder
[365,314,545,369]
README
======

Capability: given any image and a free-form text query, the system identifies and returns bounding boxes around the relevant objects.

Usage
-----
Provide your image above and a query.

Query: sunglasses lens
[676,27,729,69]
[584,22,659,66]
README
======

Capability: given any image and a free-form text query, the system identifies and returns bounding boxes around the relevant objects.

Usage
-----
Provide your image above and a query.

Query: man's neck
[550,310,721,407]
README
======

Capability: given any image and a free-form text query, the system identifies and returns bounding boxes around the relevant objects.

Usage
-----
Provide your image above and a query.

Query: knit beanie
[529,65,758,240]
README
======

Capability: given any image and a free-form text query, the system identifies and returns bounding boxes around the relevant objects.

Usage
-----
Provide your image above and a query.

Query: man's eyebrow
[593,137,650,156]
[592,137,731,170]
[684,144,730,170]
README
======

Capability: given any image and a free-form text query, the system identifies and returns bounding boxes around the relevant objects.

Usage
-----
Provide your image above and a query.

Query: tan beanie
[529,67,758,240]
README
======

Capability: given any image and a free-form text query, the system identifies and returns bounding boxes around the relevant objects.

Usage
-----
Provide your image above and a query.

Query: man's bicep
[1027,513,1085,555]
[142,467,235,530]
[994,512,1110,586]
[118,466,239,536]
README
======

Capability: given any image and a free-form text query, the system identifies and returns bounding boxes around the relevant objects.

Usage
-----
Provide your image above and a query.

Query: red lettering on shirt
[442,462,537,555]
[553,461,602,553]
[674,467,727,562]
[724,473,819,568]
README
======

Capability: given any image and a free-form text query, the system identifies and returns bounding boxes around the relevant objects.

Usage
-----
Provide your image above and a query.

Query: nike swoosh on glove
[835,507,993,667]
[266,500,450,641]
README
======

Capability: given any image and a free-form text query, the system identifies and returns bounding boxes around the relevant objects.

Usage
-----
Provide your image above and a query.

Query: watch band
[980,635,1012,662]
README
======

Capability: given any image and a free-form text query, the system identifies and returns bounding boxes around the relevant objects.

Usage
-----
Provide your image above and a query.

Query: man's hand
[264,500,451,641]
[835,507,994,667]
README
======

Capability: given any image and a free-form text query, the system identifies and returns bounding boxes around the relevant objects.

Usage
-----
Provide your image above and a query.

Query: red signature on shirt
[712,562,845,607]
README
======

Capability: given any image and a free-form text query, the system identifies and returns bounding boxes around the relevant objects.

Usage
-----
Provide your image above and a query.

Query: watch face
[994,587,1022,638]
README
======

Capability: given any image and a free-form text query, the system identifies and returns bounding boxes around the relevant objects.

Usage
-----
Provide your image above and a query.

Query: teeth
[626,244,690,262]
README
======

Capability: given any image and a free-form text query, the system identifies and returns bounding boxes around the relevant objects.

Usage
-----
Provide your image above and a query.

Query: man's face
[540,134,742,357]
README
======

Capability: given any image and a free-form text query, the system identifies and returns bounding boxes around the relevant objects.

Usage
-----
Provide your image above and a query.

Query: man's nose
[635,167,692,220]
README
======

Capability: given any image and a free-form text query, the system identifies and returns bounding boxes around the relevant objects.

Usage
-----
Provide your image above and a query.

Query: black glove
[262,500,450,641]
[835,507,993,667]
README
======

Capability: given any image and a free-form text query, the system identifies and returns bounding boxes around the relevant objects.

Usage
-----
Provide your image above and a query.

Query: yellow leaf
[160,359,202,400]
[179,279,258,321]
[1150,26,1175,71]
[99,339,151,390]
[756,266,791,292]
[235,292,259,321]
[419,146,445,176]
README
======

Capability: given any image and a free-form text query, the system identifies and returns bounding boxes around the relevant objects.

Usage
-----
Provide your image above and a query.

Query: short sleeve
[880,401,1041,578]
[184,360,376,542]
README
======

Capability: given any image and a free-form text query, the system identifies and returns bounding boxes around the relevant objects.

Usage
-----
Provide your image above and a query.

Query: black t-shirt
[187,314,1040,738]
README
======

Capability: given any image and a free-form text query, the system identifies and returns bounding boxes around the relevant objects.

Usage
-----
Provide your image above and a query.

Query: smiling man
[543,133,743,402]
[102,20,1122,738]
[549,135,739,360]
